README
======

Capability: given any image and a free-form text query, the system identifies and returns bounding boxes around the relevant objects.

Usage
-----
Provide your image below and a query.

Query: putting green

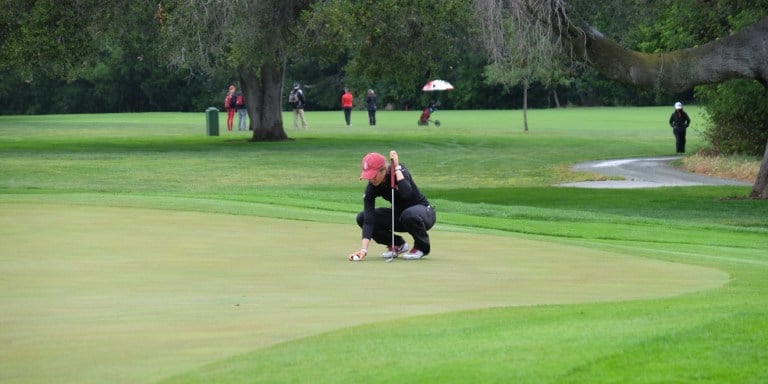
[0,202,728,384]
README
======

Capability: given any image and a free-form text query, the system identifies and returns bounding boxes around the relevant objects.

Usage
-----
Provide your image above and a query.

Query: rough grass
[682,152,761,182]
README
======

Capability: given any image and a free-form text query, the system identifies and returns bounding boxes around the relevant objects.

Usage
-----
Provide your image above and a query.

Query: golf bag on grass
[417,106,440,127]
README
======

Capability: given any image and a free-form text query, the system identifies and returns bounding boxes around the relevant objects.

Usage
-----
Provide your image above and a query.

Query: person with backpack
[224,85,236,131]
[341,87,353,126]
[234,90,247,131]
[288,82,308,130]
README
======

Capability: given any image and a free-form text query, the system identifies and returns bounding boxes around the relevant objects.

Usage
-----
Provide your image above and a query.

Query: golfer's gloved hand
[348,249,367,261]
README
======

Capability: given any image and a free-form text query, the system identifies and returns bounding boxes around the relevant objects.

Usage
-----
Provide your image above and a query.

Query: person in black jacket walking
[669,102,691,153]
[348,150,436,261]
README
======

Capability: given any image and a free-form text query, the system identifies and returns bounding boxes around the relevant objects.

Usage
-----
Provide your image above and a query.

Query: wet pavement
[560,156,753,189]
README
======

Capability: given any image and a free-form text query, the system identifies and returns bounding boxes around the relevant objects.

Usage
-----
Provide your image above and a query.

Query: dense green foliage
[300,0,476,109]
[0,48,233,114]
[696,80,768,156]
[0,1,716,115]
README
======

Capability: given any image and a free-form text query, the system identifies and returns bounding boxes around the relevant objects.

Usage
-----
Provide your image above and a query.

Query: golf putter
[387,157,396,263]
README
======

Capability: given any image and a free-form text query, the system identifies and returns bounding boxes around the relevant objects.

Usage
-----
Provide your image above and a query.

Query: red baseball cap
[360,152,386,180]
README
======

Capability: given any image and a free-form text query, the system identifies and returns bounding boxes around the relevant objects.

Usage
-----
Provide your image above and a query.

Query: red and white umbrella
[422,79,454,91]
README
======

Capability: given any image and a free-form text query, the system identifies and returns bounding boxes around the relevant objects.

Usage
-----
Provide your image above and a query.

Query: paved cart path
[561,156,752,189]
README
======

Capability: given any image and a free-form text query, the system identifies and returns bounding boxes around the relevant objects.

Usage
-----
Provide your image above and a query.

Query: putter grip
[390,159,395,188]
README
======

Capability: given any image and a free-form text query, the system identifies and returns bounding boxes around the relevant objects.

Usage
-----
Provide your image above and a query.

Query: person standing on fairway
[341,87,353,126]
[289,82,308,130]
[365,89,377,126]
[234,89,247,131]
[224,85,236,132]
[669,102,691,153]
[349,151,436,261]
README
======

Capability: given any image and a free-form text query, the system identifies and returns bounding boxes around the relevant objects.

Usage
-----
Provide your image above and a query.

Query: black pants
[343,108,352,125]
[356,205,436,254]
[674,128,686,153]
[368,108,376,125]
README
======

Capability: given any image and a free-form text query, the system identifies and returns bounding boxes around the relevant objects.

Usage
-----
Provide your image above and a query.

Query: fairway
[0,200,728,384]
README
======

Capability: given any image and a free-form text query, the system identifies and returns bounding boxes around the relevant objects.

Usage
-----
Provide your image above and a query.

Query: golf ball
[351,255,361,261]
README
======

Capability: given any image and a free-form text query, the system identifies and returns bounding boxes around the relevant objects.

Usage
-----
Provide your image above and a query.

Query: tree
[483,62,532,131]
[301,0,475,111]
[475,0,768,198]
[475,0,564,131]
[160,0,311,141]
[0,1,221,114]
[0,1,185,83]
[0,0,309,138]
[0,0,104,79]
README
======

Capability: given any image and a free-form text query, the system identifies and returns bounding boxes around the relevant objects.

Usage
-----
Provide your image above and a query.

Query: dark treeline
[0,46,684,116]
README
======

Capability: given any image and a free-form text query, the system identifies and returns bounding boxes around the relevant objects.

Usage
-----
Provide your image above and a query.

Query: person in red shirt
[341,87,353,126]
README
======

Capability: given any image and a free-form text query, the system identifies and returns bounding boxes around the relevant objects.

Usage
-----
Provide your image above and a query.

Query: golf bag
[417,106,440,127]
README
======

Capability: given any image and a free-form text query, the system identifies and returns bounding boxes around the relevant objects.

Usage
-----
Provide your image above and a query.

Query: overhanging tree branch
[476,1,768,198]
[568,17,768,92]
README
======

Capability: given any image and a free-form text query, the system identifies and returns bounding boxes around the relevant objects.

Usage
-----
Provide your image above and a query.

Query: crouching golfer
[348,150,436,261]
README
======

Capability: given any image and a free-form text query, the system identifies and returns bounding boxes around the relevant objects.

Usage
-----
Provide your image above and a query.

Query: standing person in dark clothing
[365,89,377,126]
[669,102,691,153]
[349,150,436,261]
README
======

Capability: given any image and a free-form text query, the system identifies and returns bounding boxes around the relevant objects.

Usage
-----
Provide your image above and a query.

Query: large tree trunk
[238,62,288,142]
[751,139,768,199]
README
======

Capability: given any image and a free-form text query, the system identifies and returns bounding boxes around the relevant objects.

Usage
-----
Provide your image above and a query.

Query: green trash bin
[206,107,219,136]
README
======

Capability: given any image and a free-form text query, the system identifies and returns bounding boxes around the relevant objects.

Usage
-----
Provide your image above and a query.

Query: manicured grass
[2,201,729,384]
[1,108,766,384]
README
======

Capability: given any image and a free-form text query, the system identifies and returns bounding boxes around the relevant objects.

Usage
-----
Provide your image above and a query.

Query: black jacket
[669,110,691,132]
[366,94,377,111]
[361,164,430,239]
